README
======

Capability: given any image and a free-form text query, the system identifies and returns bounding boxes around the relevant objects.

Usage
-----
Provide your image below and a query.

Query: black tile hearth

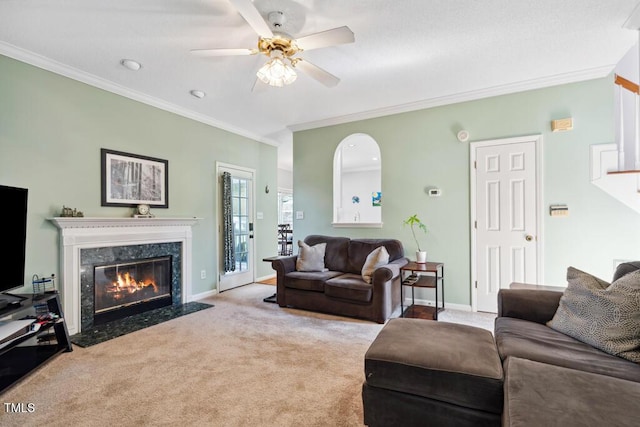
[70,301,213,347]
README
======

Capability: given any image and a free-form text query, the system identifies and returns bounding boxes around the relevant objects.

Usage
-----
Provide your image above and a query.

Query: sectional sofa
[362,261,640,426]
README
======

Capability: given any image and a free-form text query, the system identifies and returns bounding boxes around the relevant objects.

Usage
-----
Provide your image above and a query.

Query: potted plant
[403,214,428,263]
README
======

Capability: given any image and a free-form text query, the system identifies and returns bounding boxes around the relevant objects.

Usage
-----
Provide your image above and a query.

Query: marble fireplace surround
[50,217,200,335]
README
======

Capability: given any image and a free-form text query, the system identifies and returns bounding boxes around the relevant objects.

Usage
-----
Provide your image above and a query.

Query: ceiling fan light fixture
[256,57,297,87]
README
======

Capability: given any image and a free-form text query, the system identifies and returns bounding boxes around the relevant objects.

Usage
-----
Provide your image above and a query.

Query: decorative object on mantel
[101,148,169,208]
[133,203,155,218]
[60,205,84,217]
[403,214,428,263]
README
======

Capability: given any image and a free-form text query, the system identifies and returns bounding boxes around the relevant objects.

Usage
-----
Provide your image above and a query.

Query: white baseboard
[189,289,218,302]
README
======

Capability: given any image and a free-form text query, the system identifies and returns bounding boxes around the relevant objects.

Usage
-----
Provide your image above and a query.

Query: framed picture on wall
[372,192,382,207]
[101,148,169,208]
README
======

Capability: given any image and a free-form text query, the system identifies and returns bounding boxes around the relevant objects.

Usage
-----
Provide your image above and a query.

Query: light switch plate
[295,211,304,220]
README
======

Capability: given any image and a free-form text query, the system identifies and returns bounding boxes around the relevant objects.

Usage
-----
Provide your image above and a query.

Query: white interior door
[472,137,540,313]
[218,164,255,292]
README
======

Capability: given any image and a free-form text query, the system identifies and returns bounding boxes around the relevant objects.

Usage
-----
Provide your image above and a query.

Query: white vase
[416,251,427,264]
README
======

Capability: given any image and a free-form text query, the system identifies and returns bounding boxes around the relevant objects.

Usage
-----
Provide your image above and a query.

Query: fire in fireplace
[93,256,172,324]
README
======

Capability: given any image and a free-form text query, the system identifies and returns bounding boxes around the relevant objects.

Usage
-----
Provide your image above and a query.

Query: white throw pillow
[296,241,328,272]
[361,246,390,284]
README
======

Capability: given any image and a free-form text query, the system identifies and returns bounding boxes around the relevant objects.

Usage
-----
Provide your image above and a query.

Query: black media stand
[0,293,72,393]
[0,293,26,310]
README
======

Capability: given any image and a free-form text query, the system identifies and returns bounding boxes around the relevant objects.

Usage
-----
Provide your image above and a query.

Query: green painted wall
[293,77,640,307]
[0,55,278,296]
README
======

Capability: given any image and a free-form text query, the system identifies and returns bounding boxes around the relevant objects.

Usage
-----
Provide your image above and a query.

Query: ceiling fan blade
[294,59,340,88]
[229,0,273,38]
[295,26,355,51]
[190,48,256,57]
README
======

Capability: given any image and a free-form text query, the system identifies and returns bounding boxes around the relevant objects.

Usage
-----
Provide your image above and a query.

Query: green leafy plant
[403,214,428,251]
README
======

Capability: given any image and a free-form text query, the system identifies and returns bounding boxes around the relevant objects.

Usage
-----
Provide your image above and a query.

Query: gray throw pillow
[361,246,390,283]
[296,240,328,272]
[547,266,640,363]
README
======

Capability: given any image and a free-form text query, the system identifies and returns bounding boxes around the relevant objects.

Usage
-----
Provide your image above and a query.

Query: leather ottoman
[362,318,504,427]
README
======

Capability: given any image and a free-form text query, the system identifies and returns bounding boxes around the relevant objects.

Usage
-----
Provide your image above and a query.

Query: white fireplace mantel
[49,217,201,335]
[49,216,201,229]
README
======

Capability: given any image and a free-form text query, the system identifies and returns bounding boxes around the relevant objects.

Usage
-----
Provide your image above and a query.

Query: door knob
[525,234,534,242]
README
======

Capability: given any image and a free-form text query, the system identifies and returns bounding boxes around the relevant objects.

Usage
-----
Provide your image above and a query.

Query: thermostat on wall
[428,188,442,197]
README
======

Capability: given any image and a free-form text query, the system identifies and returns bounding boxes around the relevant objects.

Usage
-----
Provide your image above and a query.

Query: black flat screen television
[0,185,28,295]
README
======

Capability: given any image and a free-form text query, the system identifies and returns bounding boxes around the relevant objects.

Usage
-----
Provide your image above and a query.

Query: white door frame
[216,162,257,291]
[470,134,545,311]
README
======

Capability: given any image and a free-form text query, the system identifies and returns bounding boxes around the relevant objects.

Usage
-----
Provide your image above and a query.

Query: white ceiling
[1,0,640,171]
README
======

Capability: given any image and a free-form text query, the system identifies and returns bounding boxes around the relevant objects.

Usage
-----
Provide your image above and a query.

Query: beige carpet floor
[1,284,495,427]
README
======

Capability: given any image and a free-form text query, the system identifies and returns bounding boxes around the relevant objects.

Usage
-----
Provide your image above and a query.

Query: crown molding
[288,65,615,132]
[624,2,640,30]
[1,41,616,144]
[0,42,280,147]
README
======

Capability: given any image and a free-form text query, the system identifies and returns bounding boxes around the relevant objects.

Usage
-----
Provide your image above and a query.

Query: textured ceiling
[1,0,639,171]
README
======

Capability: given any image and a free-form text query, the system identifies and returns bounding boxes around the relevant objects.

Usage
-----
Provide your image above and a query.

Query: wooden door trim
[469,134,544,312]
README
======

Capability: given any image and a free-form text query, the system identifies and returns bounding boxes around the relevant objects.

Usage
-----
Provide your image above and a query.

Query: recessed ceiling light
[372,157,379,161]
[120,59,141,71]
[190,90,206,99]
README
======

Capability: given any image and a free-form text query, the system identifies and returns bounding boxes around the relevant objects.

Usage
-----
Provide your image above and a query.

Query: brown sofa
[266,235,408,323]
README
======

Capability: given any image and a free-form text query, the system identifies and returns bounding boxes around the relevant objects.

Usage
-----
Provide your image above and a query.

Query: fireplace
[79,241,182,331]
[50,217,200,335]
[93,256,173,325]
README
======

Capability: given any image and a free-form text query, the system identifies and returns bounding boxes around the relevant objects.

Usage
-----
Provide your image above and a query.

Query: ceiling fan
[190,0,355,89]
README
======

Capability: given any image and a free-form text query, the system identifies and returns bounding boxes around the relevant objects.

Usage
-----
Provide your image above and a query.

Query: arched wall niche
[332,133,382,227]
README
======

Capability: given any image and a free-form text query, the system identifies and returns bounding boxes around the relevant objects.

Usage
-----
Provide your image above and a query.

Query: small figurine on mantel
[60,206,84,217]
[133,204,155,218]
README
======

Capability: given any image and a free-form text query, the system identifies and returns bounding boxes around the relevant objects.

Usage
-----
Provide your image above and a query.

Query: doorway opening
[277,190,293,255]
[218,163,256,292]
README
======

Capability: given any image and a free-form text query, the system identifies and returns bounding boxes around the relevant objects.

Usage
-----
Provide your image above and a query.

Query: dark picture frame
[101,149,169,208]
